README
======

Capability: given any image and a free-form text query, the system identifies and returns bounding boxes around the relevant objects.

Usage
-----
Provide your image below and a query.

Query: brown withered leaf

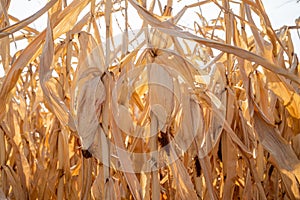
[254,111,300,199]
[1,0,300,199]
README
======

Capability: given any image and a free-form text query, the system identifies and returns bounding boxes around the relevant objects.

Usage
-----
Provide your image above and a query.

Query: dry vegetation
[0,0,300,199]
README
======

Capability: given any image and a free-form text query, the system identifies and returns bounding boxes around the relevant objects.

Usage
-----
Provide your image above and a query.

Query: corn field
[0,0,300,199]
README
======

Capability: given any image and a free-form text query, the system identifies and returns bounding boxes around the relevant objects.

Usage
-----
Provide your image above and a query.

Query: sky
[4,0,300,62]
[263,0,300,55]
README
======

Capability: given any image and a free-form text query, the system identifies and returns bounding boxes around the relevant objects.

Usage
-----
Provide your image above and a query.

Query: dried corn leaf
[267,75,300,119]
[254,111,300,199]
[0,0,300,199]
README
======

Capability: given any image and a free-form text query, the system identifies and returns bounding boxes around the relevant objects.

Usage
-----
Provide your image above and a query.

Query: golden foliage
[0,0,300,199]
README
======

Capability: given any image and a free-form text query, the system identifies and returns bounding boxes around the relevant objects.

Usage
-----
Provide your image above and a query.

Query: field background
[0,0,300,199]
